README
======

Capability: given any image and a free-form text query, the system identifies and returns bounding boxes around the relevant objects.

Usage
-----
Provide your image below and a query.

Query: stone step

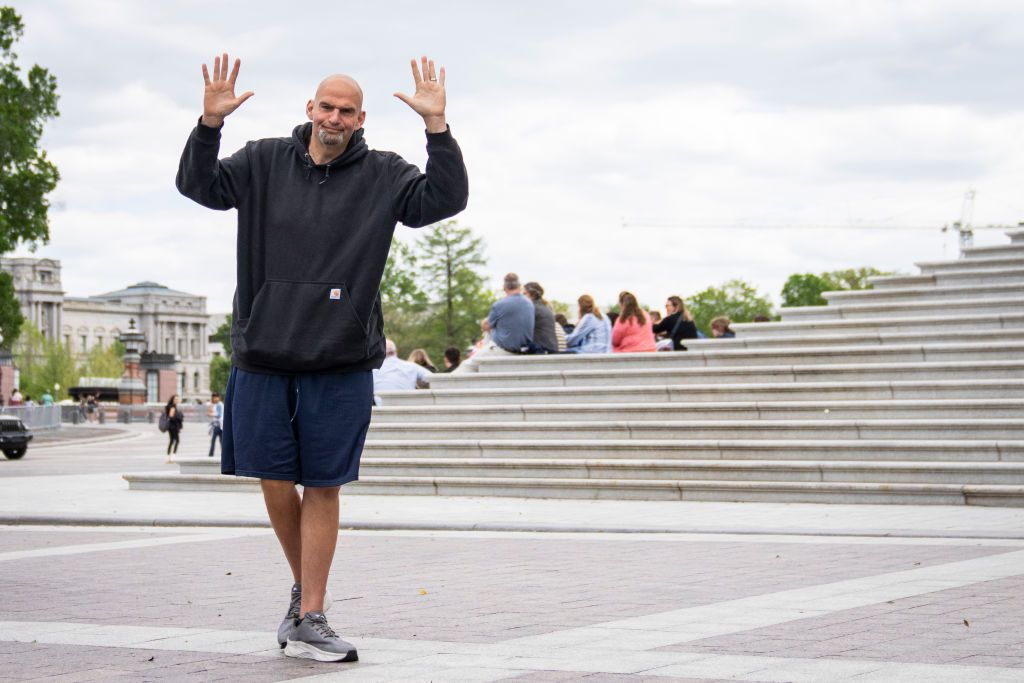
[917,254,1024,274]
[467,342,1023,374]
[174,439,1024,466]
[121,471,1024,506]
[363,439,1024,463]
[962,243,1024,259]
[356,458,1024,485]
[683,329,1024,350]
[779,296,1022,321]
[378,379,1024,407]
[428,360,1024,389]
[870,267,1024,289]
[370,399,1024,424]
[367,418,1024,441]
[730,312,1024,338]
[823,282,1024,304]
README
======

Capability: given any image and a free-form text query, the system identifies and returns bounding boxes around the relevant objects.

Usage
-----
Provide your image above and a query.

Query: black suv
[0,415,32,459]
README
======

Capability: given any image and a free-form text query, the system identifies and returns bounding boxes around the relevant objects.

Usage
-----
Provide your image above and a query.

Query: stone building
[1,256,217,403]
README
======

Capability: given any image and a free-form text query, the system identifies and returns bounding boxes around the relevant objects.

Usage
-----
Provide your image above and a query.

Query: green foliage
[80,340,124,378]
[548,299,572,318]
[0,7,60,253]
[209,354,231,396]
[0,270,23,348]
[14,322,78,400]
[781,267,891,307]
[210,314,232,356]
[378,222,495,361]
[686,279,774,335]
[209,314,232,395]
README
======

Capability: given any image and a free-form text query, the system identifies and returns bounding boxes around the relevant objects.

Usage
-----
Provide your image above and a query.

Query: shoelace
[286,592,301,619]
[308,615,339,639]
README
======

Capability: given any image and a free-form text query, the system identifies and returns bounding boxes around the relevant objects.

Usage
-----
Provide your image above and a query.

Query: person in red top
[612,291,657,353]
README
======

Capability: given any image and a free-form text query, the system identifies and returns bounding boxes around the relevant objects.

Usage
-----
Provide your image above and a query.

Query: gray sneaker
[284,611,358,662]
[277,583,333,648]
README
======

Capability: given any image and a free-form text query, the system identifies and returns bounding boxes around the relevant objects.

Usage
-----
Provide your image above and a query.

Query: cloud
[9,0,1024,316]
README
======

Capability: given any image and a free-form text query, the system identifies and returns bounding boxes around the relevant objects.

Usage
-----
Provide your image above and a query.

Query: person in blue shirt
[207,392,223,458]
[565,294,612,353]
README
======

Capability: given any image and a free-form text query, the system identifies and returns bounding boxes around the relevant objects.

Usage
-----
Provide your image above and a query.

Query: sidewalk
[3,426,1024,681]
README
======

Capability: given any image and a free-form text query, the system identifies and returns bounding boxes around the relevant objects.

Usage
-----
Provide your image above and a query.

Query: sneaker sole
[284,640,358,662]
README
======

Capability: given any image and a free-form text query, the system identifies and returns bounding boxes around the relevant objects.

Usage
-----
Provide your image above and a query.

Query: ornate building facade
[1,257,218,402]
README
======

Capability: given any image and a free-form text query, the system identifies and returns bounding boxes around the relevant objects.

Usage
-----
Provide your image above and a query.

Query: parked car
[0,415,32,459]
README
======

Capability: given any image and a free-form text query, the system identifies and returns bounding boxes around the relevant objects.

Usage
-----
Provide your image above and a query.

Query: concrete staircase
[125,229,1024,505]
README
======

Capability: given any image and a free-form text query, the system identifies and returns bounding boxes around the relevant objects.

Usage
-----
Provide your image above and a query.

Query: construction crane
[942,187,1020,251]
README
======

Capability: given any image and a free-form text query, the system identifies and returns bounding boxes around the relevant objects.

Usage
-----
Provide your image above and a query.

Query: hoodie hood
[292,123,369,183]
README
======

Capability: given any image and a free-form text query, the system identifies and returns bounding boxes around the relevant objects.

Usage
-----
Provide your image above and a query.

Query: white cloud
[9,0,1024,316]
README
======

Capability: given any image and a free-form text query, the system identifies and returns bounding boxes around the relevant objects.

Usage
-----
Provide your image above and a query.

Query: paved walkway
[0,425,1022,680]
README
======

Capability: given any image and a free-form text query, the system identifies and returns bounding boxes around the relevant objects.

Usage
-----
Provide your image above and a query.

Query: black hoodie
[176,121,468,374]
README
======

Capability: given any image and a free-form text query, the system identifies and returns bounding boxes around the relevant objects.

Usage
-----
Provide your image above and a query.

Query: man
[372,340,430,403]
[206,392,223,458]
[458,273,534,371]
[523,281,560,353]
[176,53,467,662]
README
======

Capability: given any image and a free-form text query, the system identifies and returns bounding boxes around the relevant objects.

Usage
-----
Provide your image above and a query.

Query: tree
[209,314,232,396]
[210,355,231,396]
[0,7,60,253]
[781,267,891,307]
[0,270,22,347]
[210,315,232,357]
[780,273,832,308]
[80,340,125,378]
[380,238,434,357]
[415,221,494,355]
[686,279,773,335]
[15,322,78,400]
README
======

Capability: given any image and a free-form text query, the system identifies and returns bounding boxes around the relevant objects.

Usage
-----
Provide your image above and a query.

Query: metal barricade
[0,405,62,431]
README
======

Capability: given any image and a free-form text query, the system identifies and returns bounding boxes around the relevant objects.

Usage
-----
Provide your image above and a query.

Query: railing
[0,405,62,431]
[59,403,216,424]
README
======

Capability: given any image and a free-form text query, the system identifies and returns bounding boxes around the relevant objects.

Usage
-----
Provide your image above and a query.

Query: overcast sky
[11,0,1024,314]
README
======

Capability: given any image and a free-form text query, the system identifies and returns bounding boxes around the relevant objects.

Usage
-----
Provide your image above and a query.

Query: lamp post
[118,318,147,416]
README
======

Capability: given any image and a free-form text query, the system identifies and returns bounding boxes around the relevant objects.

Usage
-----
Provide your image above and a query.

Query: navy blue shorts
[221,366,373,487]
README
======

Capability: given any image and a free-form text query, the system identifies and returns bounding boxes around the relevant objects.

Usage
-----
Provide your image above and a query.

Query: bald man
[176,54,468,662]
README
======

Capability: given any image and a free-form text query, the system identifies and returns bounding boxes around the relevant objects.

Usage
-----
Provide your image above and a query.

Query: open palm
[394,56,446,121]
[202,53,253,126]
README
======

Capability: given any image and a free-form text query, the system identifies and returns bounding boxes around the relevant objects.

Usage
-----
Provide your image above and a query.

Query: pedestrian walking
[164,394,183,462]
[207,392,223,458]
[175,53,467,662]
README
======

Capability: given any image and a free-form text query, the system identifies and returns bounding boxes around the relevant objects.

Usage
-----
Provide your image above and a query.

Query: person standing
[176,53,467,662]
[164,394,183,462]
[207,392,223,458]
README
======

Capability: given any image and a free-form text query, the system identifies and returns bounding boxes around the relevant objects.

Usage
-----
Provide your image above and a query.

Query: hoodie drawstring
[303,152,332,185]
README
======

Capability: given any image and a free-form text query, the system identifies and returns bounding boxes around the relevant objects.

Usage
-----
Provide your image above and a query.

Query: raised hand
[201,53,254,128]
[394,56,447,133]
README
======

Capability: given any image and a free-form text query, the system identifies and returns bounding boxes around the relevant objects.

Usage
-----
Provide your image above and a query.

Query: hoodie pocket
[234,280,368,371]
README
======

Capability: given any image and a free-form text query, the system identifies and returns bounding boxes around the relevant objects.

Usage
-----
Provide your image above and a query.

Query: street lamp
[117,318,147,418]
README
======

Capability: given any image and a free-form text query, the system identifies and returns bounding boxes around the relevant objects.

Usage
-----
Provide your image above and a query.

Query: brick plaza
[0,426,1022,681]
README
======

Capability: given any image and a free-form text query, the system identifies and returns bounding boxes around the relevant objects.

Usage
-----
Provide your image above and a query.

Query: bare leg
[261,479,303,584]
[299,486,341,616]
